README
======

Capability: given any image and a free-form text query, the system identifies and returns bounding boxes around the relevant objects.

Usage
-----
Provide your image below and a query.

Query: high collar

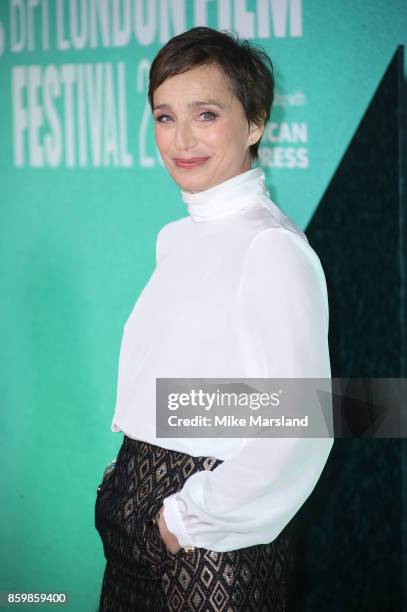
[181,167,268,222]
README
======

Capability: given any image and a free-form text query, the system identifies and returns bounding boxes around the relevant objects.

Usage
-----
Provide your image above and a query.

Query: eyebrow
[153,99,226,111]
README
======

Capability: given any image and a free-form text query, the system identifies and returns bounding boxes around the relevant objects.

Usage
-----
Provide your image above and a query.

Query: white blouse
[111,166,334,552]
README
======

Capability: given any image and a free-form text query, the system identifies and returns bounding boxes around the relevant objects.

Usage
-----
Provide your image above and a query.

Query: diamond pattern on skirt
[95,436,294,611]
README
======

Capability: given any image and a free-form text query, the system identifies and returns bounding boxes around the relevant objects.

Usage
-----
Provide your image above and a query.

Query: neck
[181,167,268,222]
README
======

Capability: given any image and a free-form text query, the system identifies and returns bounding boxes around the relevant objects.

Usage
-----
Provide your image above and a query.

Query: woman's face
[152,64,263,193]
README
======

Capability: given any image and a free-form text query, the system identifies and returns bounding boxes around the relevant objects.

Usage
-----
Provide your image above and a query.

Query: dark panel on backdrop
[288,46,405,611]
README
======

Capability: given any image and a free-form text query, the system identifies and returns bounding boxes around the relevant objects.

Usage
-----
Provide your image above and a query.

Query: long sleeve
[162,227,334,551]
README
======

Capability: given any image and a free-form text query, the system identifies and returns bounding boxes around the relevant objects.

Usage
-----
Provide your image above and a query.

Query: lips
[174,157,210,168]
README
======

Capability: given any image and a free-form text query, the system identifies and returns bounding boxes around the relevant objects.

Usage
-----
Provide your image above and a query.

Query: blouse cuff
[162,492,195,548]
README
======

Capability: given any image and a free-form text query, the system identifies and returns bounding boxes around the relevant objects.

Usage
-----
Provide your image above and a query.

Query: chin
[171,169,214,193]
[178,178,212,193]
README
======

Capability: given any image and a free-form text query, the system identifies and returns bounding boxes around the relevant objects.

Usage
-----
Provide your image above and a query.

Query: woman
[95,26,333,611]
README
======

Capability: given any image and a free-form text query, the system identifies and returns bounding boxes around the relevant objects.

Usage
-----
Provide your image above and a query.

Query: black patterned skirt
[94,435,294,611]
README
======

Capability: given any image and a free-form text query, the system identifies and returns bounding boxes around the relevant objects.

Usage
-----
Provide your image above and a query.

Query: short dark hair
[148,27,274,162]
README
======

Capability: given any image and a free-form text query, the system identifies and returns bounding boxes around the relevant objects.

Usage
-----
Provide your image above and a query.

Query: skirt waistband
[121,435,223,465]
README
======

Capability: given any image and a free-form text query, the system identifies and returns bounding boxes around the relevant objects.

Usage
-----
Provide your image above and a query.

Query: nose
[174,119,197,150]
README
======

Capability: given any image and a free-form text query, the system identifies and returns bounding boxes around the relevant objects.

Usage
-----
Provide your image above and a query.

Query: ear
[247,120,265,147]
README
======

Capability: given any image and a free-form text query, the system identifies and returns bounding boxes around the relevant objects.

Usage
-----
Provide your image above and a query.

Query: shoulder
[239,227,329,330]
[241,227,328,308]
[245,226,322,274]
[155,216,191,262]
[156,215,190,242]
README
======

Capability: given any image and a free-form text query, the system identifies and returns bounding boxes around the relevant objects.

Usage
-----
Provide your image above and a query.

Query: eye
[154,114,172,123]
[199,111,217,121]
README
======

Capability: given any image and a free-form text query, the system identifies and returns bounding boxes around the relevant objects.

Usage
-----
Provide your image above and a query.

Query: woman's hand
[157,506,182,554]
